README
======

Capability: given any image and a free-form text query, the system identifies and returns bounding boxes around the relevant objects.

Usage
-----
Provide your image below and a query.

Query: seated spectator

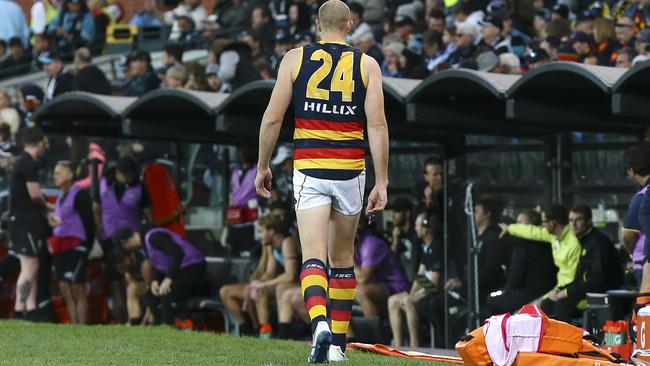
[205,64,221,92]
[498,53,522,74]
[176,15,203,50]
[381,42,405,77]
[447,22,477,66]
[166,0,207,41]
[254,59,273,80]
[478,13,512,55]
[0,90,12,110]
[16,83,44,126]
[211,38,261,92]
[487,209,557,315]
[160,43,185,75]
[129,0,163,27]
[271,32,293,72]
[184,60,210,91]
[47,161,95,324]
[31,33,52,68]
[0,108,20,139]
[164,65,187,89]
[352,31,384,66]
[349,2,372,40]
[392,15,416,44]
[623,144,650,286]
[121,50,160,97]
[499,204,582,317]
[540,205,623,322]
[0,37,32,79]
[615,17,637,49]
[594,18,617,65]
[388,211,441,348]
[616,47,637,68]
[114,227,205,325]
[355,219,410,317]
[527,47,550,70]
[72,47,111,95]
[217,0,250,30]
[250,5,276,54]
[388,198,418,280]
[287,2,313,40]
[636,29,650,57]
[48,0,96,57]
[404,30,445,79]
[40,51,74,104]
[241,30,273,64]
[112,233,153,325]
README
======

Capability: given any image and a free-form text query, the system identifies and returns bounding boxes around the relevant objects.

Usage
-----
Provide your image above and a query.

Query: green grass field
[0,320,453,365]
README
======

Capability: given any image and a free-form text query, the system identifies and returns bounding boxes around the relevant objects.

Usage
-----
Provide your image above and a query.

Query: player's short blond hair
[318,0,351,32]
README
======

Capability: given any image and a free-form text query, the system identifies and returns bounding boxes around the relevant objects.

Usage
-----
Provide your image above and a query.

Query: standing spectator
[121,50,160,97]
[47,161,95,324]
[0,37,33,79]
[352,31,384,65]
[623,144,650,285]
[166,0,208,41]
[415,157,444,215]
[615,17,638,49]
[389,198,419,280]
[48,0,96,57]
[248,214,300,339]
[616,47,637,68]
[355,220,410,317]
[9,127,49,320]
[129,0,163,27]
[250,5,276,53]
[349,2,372,39]
[114,227,205,325]
[487,210,557,316]
[388,212,442,348]
[499,204,582,306]
[211,38,261,92]
[72,47,111,95]
[41,51,74,104]
[31,0,58,36]
[542,205,624,322]
[0,0,30,47]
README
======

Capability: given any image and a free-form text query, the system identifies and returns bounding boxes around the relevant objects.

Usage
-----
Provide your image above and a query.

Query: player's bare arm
[255,48,301,199]
[363,54,389,215]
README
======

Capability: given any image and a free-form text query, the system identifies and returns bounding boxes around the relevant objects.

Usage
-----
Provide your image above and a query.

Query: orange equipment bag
[456,304,624,366]
[514,352,621,366]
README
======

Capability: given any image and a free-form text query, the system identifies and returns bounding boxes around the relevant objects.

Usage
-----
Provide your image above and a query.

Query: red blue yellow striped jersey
[292,41,367,180]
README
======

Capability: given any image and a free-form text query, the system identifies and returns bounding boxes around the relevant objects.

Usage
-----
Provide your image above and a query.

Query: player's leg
[219,283,249,326]
[126,278,144,324]
[15,254,39,313]
[388,292,408,346]
[327,172,365,355]
[256,283,277,338]
[59,281,77,323]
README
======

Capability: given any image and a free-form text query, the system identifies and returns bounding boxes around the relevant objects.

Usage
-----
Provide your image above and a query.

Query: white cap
[271,145,292,165]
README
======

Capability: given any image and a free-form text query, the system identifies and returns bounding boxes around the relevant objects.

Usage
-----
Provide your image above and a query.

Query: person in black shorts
[47,161,95,324]
[112,235,152,326]
[9,127,50,320]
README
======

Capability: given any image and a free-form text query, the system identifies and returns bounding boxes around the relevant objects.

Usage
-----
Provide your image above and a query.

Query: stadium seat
[105,24,138,54]
[137,26,172,53]
[186,257,255,334]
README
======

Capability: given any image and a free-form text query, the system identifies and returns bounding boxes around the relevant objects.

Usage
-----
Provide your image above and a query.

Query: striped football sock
[300,258,329,334]
[328,266,356,351]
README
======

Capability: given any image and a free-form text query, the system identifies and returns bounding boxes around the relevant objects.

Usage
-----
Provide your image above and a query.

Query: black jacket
[478,226,513,304]
[72,65,112,95]
[566,228,624,298]
[504,236,557,296]
[45,71,74,103]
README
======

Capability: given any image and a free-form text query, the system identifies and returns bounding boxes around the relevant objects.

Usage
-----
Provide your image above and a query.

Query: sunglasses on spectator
[615,23,634,28]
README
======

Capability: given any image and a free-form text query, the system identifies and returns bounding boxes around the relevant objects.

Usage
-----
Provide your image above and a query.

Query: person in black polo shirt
[9,127,50,320]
